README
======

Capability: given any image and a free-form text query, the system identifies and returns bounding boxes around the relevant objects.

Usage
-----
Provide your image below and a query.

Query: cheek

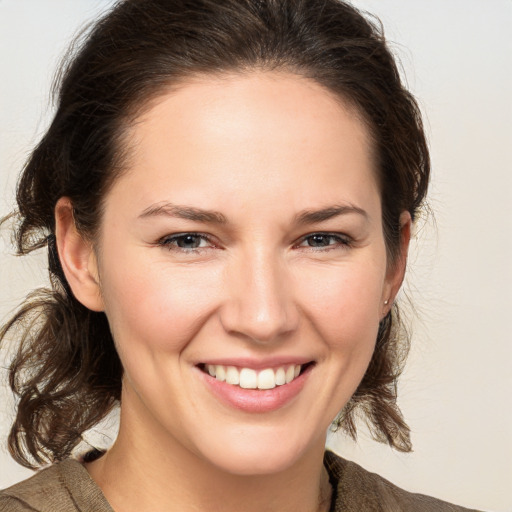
[295,261,386,350]
[99,253,221,356]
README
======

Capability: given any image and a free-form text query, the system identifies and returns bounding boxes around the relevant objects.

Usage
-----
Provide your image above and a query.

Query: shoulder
[0,459,113,512]
[324,451,483,512]
[0,462,68,512]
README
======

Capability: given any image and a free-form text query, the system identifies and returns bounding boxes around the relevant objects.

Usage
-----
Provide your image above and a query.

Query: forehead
[109,71,379,220]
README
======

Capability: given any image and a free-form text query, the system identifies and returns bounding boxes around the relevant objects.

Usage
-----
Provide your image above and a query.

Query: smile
[204,364,302,390]
[197,361,314,412]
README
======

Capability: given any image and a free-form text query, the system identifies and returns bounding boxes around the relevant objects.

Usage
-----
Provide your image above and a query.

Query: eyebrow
[294,205,368,225]
[139,202,227,224]
[139,201,367,226]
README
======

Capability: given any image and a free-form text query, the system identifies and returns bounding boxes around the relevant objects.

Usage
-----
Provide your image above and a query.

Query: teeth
[225,366,240,385]
[257,368,276,390]
[215,365,226,382]
[239,368,257,389]
[205,364,302,389]
[275,367,286,385]
[285,365,295,384]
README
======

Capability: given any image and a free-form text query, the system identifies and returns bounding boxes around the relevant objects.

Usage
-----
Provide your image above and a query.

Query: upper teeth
[206,364,301,389]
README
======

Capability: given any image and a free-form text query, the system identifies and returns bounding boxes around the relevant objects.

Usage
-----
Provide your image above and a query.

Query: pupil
[309,235,329,247]
[178,235,200,248]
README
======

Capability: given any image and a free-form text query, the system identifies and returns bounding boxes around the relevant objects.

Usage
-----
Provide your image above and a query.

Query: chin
[210,449,302,477]
[194,426,320,477]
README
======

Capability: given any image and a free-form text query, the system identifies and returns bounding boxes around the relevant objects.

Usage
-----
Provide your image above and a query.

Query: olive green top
[0,451,482,511]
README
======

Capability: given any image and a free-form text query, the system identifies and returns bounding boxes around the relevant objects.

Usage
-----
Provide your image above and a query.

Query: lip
[196,362,314,413]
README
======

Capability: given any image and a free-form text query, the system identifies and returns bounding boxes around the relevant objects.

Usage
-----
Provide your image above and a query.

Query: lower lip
[198,367,311,413]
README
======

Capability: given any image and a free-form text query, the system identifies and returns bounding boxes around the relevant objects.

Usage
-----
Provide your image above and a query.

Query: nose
[219,249,299,344]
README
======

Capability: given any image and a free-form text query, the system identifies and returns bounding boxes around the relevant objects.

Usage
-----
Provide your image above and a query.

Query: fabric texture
[0,451,482,511]
[0,458,113,512]
[323,451,482,512]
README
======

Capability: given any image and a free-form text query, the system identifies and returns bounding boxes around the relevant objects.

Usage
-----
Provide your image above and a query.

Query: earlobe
[54,197,104,312]
[382,211,412,315]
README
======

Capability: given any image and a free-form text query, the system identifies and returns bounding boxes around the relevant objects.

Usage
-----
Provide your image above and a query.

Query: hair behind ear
[1,198,121,469]
[1,286,122,468]
[333,305,412,452]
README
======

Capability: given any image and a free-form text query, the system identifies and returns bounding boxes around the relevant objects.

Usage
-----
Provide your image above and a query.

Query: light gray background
[0,1,510,511]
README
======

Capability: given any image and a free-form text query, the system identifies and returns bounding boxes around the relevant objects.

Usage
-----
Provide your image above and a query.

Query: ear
[382,211,411,316]
[55,197,104,312]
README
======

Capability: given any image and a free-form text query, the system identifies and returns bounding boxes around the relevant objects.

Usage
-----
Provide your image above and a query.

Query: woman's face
[93,72,404,475]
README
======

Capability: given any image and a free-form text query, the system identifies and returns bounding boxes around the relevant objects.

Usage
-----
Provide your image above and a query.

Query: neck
[86,403,332,512]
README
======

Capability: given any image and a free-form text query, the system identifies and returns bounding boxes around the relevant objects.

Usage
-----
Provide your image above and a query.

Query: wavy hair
[1,0,429,468]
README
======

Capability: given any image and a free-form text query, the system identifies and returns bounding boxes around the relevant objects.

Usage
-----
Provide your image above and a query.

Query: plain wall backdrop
[0,1,510,511]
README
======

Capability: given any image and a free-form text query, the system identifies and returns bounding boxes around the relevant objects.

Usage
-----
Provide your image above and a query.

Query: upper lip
[196,356,314,370]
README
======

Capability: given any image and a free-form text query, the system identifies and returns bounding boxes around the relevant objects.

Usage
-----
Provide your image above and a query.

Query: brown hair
[1,0,429,469]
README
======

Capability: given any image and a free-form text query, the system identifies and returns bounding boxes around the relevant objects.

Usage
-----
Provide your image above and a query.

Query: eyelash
[295,233,352,251]
[156,232,352,253]
[157,233,214,252]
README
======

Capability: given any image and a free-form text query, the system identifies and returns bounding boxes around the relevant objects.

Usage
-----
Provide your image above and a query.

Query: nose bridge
[220,245,297,343]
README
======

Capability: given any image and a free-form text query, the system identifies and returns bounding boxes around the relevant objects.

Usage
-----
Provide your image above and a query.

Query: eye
[296,233,351,250]
[158,233,212,251]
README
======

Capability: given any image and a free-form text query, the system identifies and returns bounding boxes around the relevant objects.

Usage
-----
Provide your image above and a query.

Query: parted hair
[1,0,429,468]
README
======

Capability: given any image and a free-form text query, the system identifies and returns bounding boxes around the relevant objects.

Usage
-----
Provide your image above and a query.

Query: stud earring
[384,299,389,305]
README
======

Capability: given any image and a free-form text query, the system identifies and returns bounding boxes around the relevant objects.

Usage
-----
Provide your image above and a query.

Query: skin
[56,71,410,512]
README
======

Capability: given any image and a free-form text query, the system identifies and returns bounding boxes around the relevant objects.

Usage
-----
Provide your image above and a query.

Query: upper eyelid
[161,232,209,240]
[157,232,216,248]
[295,232,352,243]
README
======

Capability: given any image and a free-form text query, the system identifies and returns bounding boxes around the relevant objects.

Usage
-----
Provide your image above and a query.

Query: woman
[0,0,484,510]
